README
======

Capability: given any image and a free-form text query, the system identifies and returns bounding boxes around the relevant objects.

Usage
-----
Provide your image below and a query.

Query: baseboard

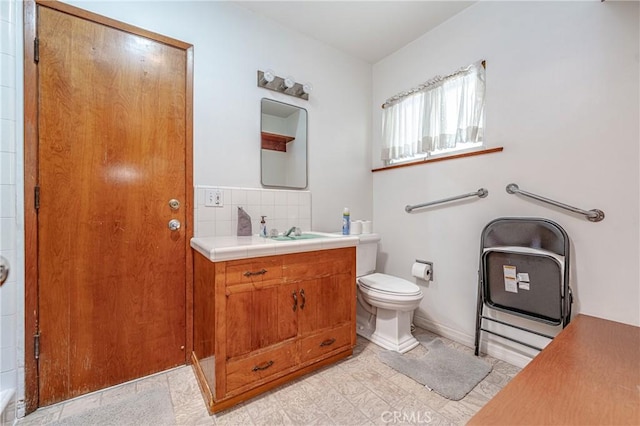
[0,388,15,425]
[413,314,474,346]
[413,314,533,369]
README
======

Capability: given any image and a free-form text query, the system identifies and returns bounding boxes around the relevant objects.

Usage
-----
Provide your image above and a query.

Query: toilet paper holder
[414,259,434,281]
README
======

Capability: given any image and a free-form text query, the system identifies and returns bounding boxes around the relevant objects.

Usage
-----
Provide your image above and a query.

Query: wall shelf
[261,132,295,152]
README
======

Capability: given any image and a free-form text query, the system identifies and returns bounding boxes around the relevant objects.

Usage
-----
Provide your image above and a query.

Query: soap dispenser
[260,216,268,237]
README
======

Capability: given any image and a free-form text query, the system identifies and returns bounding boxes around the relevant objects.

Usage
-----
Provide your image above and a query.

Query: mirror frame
[260,98,308,189]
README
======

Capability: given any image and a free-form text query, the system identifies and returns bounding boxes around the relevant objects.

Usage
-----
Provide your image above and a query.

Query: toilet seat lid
[358,273,422,296]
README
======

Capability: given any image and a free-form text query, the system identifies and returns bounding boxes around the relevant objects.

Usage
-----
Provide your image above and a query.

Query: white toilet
[356,233,424,353]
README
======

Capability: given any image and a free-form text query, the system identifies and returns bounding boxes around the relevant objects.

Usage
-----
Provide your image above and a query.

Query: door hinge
[34,332,40,360]
[34,185,40,211]
[34,38,39,63]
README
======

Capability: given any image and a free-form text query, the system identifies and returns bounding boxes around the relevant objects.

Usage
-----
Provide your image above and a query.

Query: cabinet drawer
[298,324,353,363]
[225,257,283,286]
[283,248,354,281]
[226,342,297,393]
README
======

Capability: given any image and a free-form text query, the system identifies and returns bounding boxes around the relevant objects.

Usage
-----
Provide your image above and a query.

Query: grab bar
[506,183,605,222]
[405,188,488,213]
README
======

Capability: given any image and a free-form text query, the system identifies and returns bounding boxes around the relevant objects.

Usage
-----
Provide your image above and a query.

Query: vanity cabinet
[192,247,356,413]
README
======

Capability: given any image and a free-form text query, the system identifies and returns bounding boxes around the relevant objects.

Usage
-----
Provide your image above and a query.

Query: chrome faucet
[284,226,302,237]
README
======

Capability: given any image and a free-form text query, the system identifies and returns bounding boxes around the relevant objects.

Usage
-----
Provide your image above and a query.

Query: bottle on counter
[260,216,268,237]
[342,208,350,235]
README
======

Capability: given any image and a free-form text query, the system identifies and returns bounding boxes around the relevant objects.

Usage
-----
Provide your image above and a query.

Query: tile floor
[17,328,520,425]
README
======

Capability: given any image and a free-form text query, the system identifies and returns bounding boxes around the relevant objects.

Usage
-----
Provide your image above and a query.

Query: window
[381,61,485,165]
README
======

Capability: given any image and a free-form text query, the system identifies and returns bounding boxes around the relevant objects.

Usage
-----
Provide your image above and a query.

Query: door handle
[168,219,181,231]
[0,256,9,286]
[168,199,180,210]
[292,291,298,311]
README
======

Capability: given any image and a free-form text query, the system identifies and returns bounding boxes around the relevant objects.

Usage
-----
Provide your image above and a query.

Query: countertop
[468,314,640,425]
[191,232,360,262]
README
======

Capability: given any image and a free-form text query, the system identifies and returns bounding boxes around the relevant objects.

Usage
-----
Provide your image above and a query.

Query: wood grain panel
[226,342,297,393]
[225,257,283,286]
[468,315,640,426]
[209,349,352,414]
[261,131,295,152]
[283,248,353,281]
[184,45,195,362]
[192,247,356,411]
[36,4,189,405]
[318,274,352,330]
[297,279,320,336]
[214,259,228,400]
[251,286,280,350]
[298,324,352,363]
[36,0,191,49]
[23,0,39,413]
[371,146,504,173]
[193,252,216,358]
[277,282,299,341]
[225,291,253,359]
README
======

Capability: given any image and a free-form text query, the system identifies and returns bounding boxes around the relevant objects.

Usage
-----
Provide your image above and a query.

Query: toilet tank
[356,233,381,277]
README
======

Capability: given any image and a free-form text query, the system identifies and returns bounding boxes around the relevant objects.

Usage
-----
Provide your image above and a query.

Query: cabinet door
[277,282,299,341]
[298,273,352,335]
[297,278,320,336]
[226,284,267,359]
[318,272,352,329]
[226,283,275,358]
[226,281,298,359]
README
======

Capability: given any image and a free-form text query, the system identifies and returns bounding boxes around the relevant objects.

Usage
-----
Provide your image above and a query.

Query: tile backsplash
[194,186,311,238]
[0,0,18,420]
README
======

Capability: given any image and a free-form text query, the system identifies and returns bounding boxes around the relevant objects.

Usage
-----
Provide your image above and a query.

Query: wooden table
[469,314,640,425]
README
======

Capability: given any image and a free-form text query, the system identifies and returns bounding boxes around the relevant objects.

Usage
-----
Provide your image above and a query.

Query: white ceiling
[236,1,475,64]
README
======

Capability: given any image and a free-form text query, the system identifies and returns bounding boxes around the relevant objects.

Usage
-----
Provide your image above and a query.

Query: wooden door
[34,3,192,406]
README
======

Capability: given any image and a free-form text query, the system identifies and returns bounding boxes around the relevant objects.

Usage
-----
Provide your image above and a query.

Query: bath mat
[378,337,492,400]
[52,387,174,426]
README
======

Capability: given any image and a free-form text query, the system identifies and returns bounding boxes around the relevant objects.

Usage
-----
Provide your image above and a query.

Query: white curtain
[381,61,485,163]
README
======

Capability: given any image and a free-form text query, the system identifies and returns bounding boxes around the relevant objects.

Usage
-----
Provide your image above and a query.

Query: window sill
[371,146,504,173]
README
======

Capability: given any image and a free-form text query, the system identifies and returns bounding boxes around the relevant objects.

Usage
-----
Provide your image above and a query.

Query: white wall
[9,0,637,413]
[261,113,292,187]
[372,1,639,364]
[286,111,306,188]
[67,0,374,232]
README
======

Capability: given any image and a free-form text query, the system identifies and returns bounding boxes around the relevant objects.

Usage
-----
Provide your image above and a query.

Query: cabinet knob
[299,288,306,310]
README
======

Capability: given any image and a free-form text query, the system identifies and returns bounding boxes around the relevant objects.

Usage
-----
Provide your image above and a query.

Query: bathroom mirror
[260,98,308,189]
